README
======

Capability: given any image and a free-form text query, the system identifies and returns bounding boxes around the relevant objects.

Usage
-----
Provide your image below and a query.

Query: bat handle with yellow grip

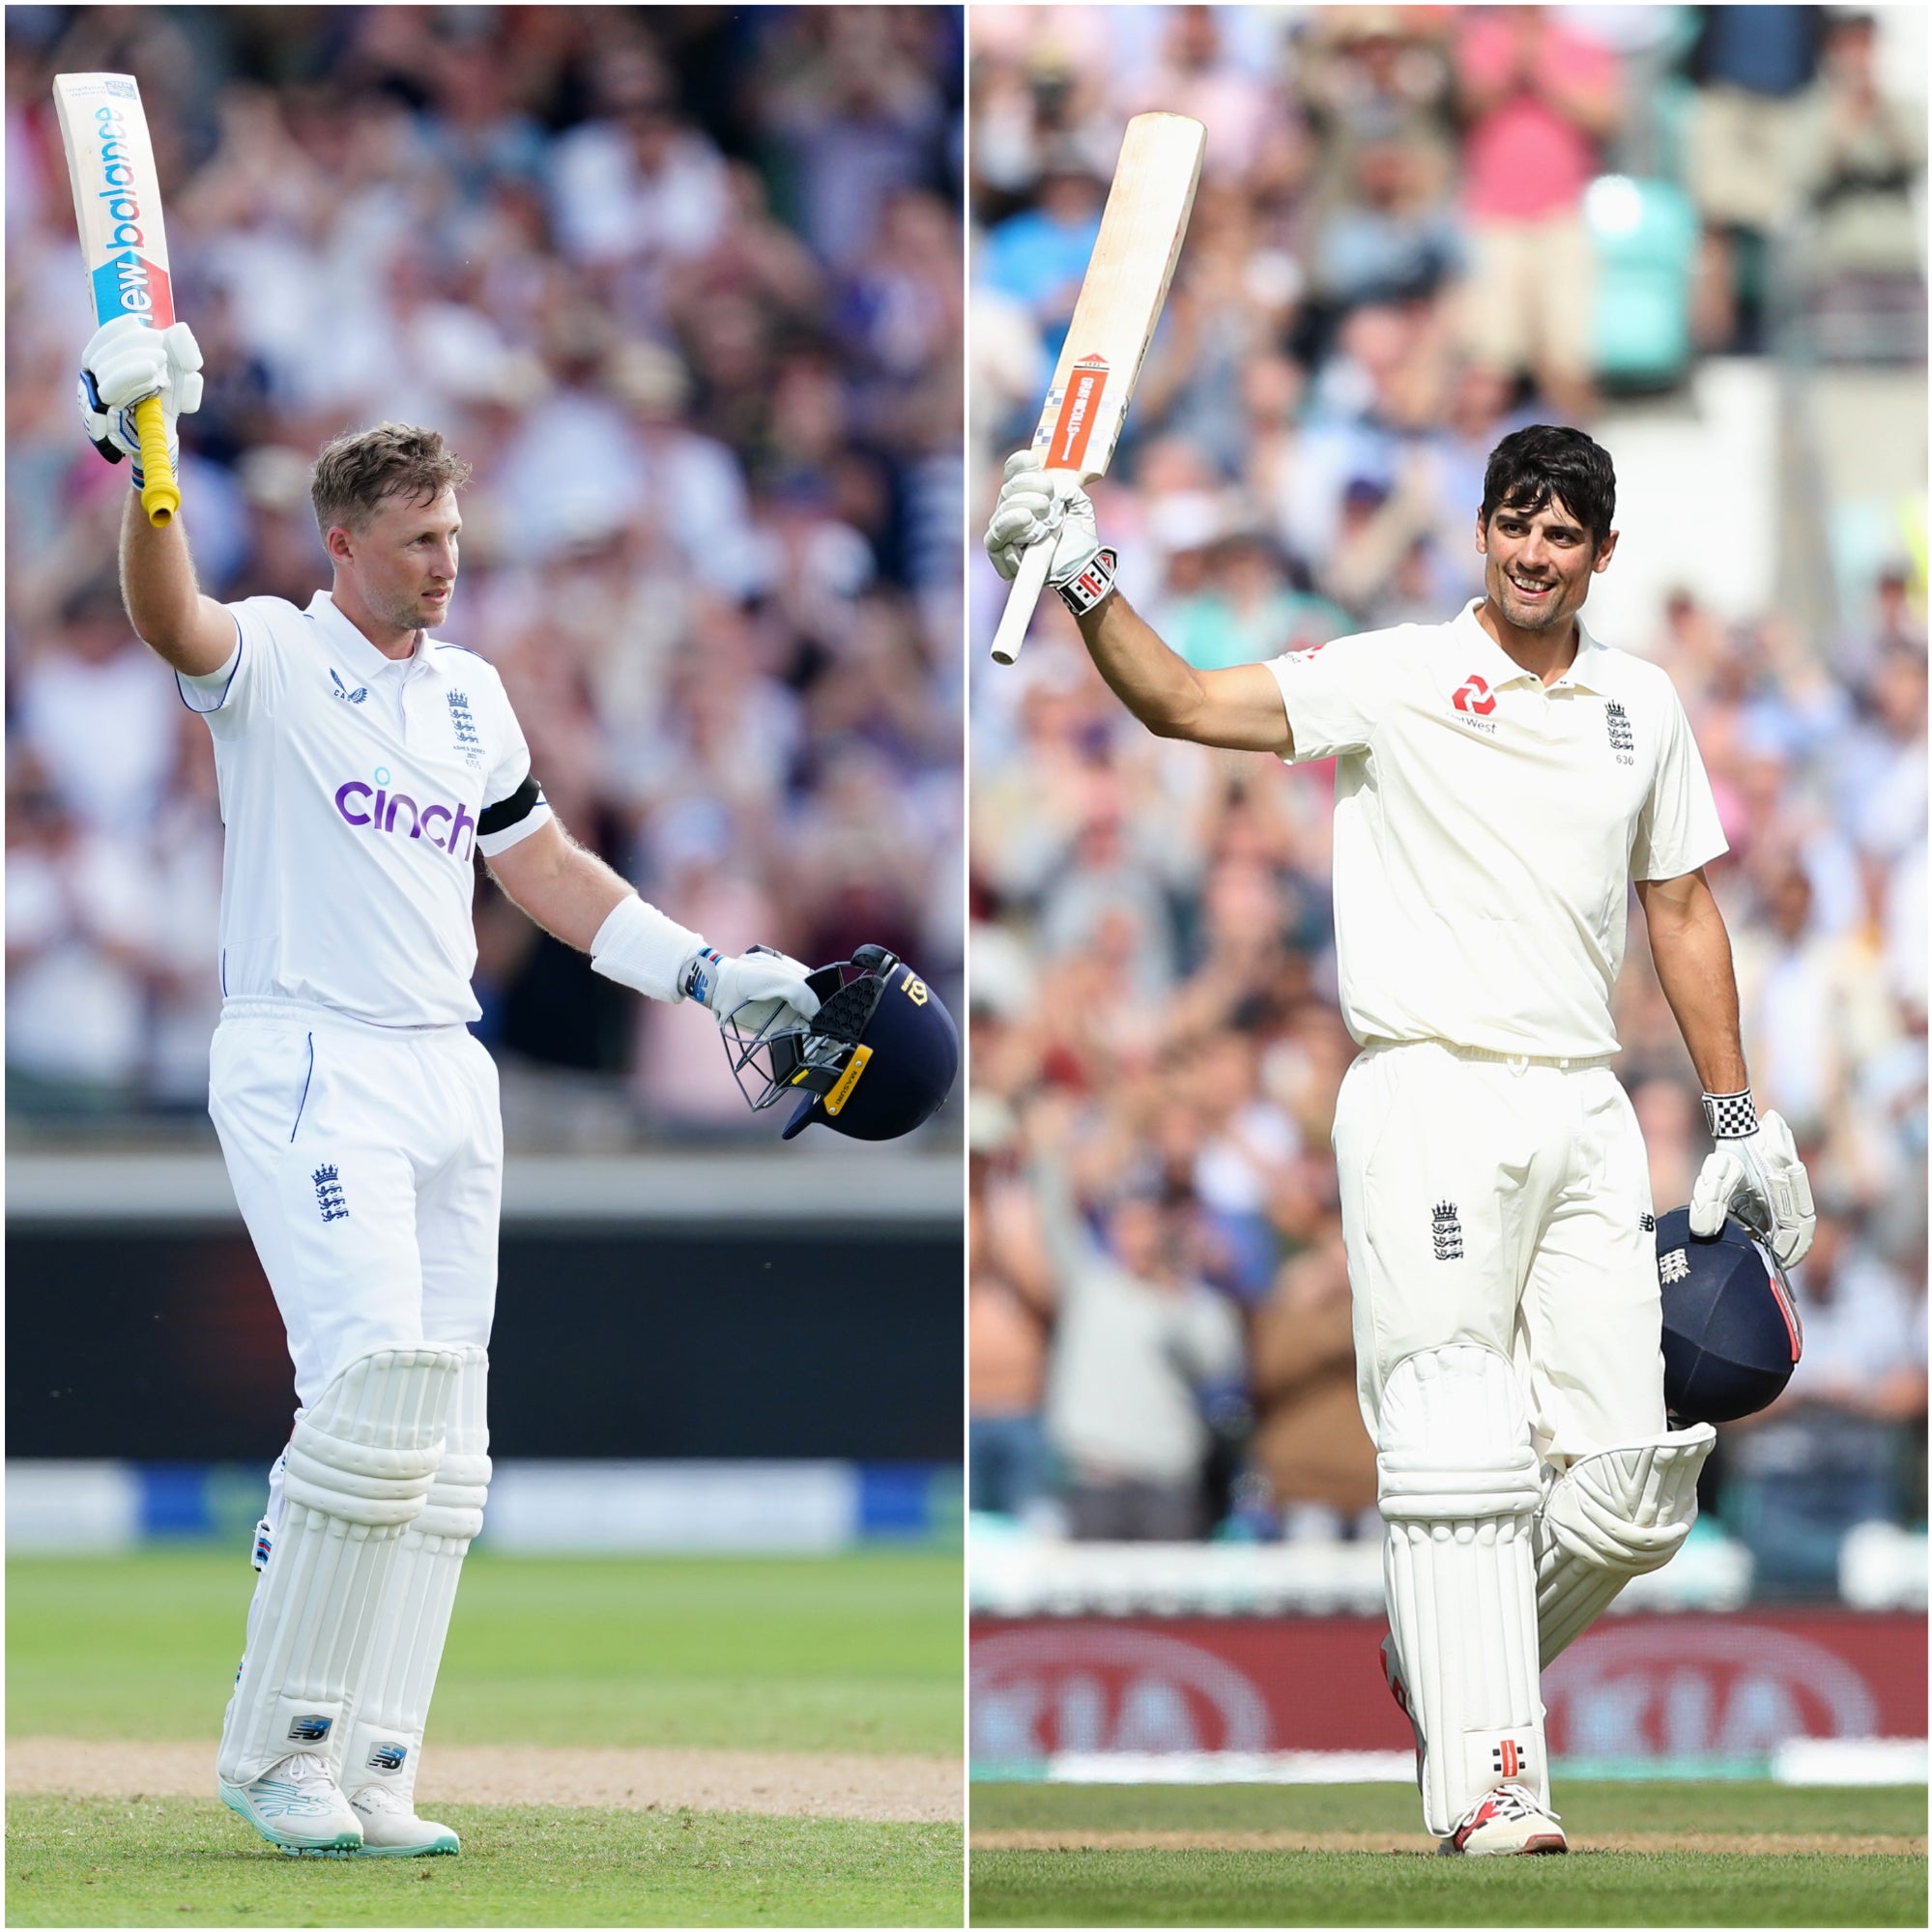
[132,392,179,526]
[989,536,1053,667]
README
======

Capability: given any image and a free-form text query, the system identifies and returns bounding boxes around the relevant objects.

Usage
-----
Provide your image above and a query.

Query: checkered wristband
[1053,547,1118,618]
[1702,1089,1759,1139]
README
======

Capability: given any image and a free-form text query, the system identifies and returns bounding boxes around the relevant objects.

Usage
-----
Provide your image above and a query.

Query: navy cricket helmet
[1655,1206,1803,1426]
[723,944,958,1141]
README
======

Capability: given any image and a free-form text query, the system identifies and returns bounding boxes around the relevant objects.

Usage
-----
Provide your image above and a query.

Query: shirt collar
[1452,597,1612,693]
[304,591,422,678]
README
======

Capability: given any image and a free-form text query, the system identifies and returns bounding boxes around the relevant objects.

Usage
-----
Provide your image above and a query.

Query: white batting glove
[77,315,203,481]
[1689,1093,1816,1268]
[683,943,822,1032]
[984,448,1102,588]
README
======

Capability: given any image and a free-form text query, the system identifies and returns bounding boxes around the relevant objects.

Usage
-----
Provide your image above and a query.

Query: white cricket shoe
[1438,1782,1568,1857]
[348,1780,460,1857]
[218,1752,361,1856]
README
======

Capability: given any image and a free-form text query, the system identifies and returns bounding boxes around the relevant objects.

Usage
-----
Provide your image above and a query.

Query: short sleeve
[475,688,553,857]
[1263,631,1389,764]
[1631,684,1728,881]
[176,599,278,728]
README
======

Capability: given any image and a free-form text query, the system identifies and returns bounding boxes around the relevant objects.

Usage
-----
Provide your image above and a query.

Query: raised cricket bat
[53,71,180,526]
[989,112,1205,666]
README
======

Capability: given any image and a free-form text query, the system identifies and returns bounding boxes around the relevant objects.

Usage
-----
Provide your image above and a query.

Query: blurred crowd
[6,5,964,1142]
[968,3,1926,1599]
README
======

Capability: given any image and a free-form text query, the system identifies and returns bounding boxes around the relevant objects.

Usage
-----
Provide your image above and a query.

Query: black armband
[478,775,543,836]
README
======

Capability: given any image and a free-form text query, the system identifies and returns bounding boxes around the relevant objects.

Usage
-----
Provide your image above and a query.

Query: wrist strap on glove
[1053,547,1118,619]
[681,947,725,1007]
[1702,1088,1759,1139]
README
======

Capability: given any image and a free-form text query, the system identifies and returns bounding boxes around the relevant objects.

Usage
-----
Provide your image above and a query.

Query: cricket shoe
[218,1751,361,1856]
[348,1780,460,1857]
[1379,1632,1424,1792]
[1438,1782,1567,1857]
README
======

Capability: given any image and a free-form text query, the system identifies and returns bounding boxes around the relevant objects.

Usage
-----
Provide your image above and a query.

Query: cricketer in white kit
[987,424,1817,1856]
[84,316,822,1858]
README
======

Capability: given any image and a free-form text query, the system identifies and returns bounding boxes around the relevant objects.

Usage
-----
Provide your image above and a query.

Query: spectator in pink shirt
[1455,6,1620,420]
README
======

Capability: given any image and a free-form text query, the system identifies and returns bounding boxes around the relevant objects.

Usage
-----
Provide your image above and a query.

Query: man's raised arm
[120,493,238,676]
[1077,589,1294,753]
[985,449,1292,755]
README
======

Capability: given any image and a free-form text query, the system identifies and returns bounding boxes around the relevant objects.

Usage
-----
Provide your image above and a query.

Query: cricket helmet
[723,944,958,1142]
[1655,1206,1803,1426]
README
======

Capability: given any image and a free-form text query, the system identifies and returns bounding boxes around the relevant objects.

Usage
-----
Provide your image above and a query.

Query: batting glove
[984,449,1118,616]
[77,314,203,484]
[1689,1091,1817,1268]
[684,944,822,1032]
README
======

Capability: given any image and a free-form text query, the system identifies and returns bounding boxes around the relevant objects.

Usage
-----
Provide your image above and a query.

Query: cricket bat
[53,71,180,526]
[989,112,1205,667]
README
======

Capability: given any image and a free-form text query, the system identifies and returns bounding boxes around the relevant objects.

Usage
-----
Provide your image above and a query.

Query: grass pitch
[968,1780,1928,1927]
[9,1548,963,1926]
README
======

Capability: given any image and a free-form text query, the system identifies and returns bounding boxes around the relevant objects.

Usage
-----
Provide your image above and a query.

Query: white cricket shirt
[180,591,552,1027]
[1266,598,1726,1060]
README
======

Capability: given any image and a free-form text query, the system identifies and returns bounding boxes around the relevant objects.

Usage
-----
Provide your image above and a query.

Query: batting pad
[1535,1423,1716,1667]
[1377,1344,1545,1836]
[217,1345,460,1787]
[338,1344,491,1802]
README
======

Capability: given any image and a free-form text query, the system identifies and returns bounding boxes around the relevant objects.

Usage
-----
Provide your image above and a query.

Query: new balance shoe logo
[1659,1247,1690,1284]
[330,669,367,704]
[367,1743,408,1773]
[287,1715,332,1744]
[312,1165,350,1224]
[1431,1201,1463,1261]
[1640,1212,1656,1234]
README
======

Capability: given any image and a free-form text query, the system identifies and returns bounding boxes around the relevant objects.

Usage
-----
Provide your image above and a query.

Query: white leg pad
[339,1344,491,1805]
[217,1346,461,1786]
[1535,1423,1716,1668]
[1377,1345,1546,1837]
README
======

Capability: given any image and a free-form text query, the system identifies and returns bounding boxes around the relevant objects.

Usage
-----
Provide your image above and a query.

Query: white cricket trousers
[209,997,502,1416]
[1333,1039,1668,1463]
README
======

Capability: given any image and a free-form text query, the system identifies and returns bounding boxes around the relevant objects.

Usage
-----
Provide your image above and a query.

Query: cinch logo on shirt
[333,770,476,861]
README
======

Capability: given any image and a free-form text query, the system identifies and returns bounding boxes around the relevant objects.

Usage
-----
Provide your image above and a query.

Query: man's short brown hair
[309,423,471,536]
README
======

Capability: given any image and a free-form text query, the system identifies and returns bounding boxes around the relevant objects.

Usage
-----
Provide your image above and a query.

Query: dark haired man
[82,318,821,1857]
[986,425,1815,1854]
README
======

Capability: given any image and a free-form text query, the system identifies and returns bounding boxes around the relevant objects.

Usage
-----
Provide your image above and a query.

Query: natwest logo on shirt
[1452,674,1497,716]
[333,766,476,861]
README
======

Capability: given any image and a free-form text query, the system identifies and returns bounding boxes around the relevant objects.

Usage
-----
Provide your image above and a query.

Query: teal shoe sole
[352,1831,460,1858]
[218,1783,361,1856]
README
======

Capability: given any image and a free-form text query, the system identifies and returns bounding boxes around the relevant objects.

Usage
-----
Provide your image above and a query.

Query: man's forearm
[1077,591,1205,736]
[119,494,232,674]
[488,824,632,954]
[1643,883,1750,1095]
